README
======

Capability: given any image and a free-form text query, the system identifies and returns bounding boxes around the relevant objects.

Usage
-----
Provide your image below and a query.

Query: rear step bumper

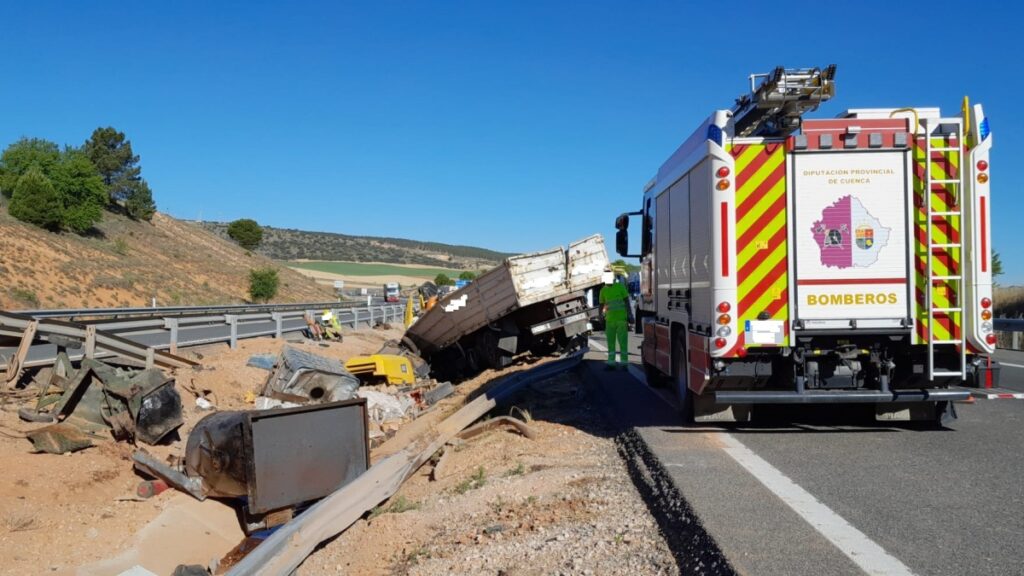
[714,389,970,404]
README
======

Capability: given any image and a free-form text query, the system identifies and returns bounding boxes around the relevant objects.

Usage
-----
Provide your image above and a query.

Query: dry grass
[995,285,1024,317]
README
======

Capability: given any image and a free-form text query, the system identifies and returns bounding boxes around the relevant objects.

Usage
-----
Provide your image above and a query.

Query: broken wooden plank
[4,319,38,387]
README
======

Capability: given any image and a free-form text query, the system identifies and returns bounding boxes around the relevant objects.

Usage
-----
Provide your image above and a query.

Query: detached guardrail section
[0,303,405,372]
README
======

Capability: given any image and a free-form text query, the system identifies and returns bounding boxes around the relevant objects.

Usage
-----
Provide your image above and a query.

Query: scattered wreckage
[0,234,606,574]
[130,344,455,535]
[18,354,184,454]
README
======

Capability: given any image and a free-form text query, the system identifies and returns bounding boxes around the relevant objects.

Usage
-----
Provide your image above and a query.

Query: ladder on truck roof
[923,117,967,381]
[733,65,837,138]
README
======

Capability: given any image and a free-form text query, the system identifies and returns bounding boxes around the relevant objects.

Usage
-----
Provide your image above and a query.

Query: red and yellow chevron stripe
[912,136,962,344]
[730,142,789,353]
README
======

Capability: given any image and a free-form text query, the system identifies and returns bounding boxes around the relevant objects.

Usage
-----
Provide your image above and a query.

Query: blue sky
[2,1,1021,281]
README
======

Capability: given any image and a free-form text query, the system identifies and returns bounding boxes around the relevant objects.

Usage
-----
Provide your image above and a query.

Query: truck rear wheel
[643,361,668,388]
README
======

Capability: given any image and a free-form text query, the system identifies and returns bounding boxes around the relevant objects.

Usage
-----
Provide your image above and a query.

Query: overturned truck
[404,235,609,380]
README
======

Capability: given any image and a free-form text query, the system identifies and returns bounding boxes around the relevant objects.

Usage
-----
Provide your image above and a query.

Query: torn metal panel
[26,422,94,454]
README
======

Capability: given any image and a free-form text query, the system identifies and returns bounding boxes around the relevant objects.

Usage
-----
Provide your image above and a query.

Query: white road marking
[623,365,916,576]
[718,434,916,575]
[997,361,1024,369]
[588,338,607,352]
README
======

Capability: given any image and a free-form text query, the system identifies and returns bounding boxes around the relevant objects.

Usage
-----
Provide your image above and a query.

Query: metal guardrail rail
[994,318,1024,350]
[18,300,380,320]
[0,303,406,372]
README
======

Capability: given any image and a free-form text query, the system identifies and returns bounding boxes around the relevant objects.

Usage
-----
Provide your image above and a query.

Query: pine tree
[9,167,63,231]
[83,127,157,220]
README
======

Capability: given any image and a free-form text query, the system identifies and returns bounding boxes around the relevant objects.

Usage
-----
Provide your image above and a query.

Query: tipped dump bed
[405,234,608,355]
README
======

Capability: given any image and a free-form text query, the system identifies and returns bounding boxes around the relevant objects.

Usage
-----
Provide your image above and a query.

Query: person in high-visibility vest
[599,267,629,369]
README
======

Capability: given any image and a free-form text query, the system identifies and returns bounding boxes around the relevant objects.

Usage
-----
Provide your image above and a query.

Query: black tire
[644,361,668,388]
[675,337,694,424]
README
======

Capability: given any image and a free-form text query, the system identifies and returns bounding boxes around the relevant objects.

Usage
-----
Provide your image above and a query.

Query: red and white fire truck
[615,65,996,423]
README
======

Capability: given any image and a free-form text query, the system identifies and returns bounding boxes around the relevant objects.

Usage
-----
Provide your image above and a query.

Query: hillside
[200,222,511,270]
[0,209,334,310]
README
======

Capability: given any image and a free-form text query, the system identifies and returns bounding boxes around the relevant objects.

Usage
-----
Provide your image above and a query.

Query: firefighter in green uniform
[599,267,629,369]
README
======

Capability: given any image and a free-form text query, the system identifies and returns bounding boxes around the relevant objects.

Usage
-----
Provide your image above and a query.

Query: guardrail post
[1014,331,1020,351]
[146,347,155,369]
[271,313,284,339]
[225,314,238,349]
[163,318,179,354]
[84,325,96,359]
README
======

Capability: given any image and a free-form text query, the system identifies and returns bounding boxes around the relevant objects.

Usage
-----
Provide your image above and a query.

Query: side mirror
[616,228,629,257]
[615,213,630,231]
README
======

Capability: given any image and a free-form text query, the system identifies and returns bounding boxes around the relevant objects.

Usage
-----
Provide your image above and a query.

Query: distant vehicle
[383,282,400,303]
[615,65,995,424]
[455,279,471,289]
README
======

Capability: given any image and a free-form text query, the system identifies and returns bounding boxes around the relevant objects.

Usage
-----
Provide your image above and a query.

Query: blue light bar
[979,117,990,140]
[707,124,723,146]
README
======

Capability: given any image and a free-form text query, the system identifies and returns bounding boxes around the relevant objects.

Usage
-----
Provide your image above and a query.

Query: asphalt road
[584,332,1024,576]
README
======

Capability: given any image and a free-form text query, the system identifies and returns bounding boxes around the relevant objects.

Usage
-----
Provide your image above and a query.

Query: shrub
[228,218,263,250]
[9,167,62,231]
[248,267,279,303]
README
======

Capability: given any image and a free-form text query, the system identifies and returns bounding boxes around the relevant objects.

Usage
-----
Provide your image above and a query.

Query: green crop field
[288,261,464,278]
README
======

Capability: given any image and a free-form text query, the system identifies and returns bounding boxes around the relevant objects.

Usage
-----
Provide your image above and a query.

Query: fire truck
[615,65,996,424]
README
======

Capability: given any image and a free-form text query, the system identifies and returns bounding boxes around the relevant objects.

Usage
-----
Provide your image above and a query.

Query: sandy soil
[0,327,405,576]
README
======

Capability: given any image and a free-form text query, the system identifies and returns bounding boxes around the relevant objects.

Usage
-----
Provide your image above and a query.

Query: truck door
[791,146,913,330]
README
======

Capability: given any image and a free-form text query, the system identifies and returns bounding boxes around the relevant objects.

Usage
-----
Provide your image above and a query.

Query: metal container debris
[141,399,370,518]
[260,346,360,404]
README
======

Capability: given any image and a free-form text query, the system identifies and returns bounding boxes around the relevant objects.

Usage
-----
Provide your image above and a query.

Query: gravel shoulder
[300,369,680,576]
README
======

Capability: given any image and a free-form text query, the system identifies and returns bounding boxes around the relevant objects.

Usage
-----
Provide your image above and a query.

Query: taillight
[714,337,727,348]
[717,314,731,325]
[986,334,997,345]
[717,301,731,313]
[978,173,989,184]
[716,179,731,191]
[717,166,731,178]
[981,297,992,309]
[977,160,988,171]
[981,309,992,321]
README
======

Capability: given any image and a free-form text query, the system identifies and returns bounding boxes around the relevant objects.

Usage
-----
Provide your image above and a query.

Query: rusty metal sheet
[243,398,369,514]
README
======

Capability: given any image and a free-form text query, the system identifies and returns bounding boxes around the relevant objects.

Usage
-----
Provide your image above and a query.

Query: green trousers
[605,318,628,365]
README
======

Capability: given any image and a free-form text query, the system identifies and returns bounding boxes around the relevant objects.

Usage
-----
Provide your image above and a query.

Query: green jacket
[600,282,629,323]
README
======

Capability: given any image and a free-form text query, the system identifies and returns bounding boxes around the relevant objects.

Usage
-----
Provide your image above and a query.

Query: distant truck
[383,282,400,303]
[404,235,609,379]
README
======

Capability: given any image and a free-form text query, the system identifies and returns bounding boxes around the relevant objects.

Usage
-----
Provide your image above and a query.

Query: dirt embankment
[0,209,334,310]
